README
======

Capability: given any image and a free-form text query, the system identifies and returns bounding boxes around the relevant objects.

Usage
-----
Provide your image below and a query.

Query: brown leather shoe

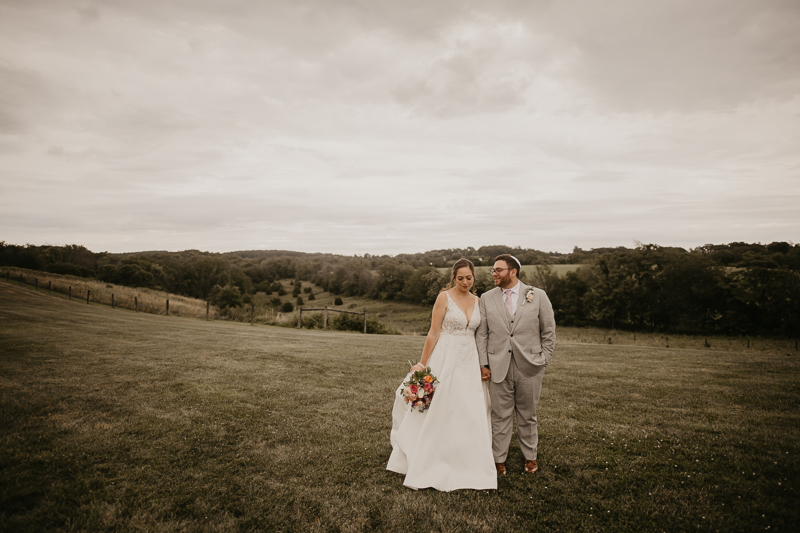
[524,459,539,474]
[495,462,507,476]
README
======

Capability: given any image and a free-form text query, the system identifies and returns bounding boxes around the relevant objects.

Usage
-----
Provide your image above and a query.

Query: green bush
[296,296,304,306]
[334,297,343,306]
[278,287,287,296]
[270,297,282,307]
[303,286,312,294]
[254,280,273,295]
[281,302,294,313]
[330,312,400,335]
[209,283,243,309]
[308,292,316,301]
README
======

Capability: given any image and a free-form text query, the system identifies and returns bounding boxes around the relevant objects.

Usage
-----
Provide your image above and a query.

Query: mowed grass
[1,282,799,532]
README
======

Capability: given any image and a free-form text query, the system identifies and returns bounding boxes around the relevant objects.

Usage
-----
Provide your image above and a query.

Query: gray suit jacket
[476,283,556,383]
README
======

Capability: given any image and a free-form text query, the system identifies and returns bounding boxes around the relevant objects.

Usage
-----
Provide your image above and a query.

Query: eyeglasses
[490,268,509,274]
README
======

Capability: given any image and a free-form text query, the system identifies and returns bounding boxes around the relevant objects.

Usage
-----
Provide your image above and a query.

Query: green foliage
[254,280,273,294]
[308,292,315,300]
[334,297,343,306]
[281,301,294,313]
[209,283,244,309]
[402,266,444,304]
[44,262,94,278]
[373,261,414,300]
[296,296,304,306]
[330,311,400,334]
[270,297,282,307]
[3,240,800,336]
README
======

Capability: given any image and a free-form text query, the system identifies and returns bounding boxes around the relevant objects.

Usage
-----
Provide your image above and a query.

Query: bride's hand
[410,362,425,372]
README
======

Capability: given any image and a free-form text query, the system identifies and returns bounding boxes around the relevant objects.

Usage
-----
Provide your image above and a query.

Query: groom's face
[492,260,517,288]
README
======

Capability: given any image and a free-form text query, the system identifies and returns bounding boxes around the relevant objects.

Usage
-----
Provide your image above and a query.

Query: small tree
[292,285,301,297]
[270,297,282,307]
[303,286,312,294]
[209,283,243,309]
[281,301,294,313]
[278,287,287,296]
[296,296,304,306]
[334,297,343,306]
[308,292,316,301]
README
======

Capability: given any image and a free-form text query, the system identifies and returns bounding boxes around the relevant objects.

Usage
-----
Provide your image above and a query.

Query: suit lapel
[491,288,512,332]
[511,283,529,332]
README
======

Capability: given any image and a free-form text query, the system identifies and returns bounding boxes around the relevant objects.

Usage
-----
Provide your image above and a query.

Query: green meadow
[1,281,798,532]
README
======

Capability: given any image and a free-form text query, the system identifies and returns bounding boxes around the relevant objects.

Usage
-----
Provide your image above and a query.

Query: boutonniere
[525,288,535,303]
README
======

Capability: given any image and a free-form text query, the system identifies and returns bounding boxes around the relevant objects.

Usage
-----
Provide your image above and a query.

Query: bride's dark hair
[445,258,477,294]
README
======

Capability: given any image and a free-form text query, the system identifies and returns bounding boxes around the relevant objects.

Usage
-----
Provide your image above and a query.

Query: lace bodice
[441,292,480,336]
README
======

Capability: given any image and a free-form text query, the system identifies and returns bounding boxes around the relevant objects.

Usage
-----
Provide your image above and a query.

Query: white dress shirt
[503,281,521,314]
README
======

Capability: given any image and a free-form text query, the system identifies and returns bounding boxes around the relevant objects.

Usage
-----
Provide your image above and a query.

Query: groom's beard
[494,273,516,289]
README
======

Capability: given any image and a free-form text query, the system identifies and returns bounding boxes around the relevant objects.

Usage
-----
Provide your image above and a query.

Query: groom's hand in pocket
[481,367,491,382]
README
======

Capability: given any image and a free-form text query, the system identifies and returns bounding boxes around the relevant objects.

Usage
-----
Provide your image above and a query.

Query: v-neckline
[448,292,475,327]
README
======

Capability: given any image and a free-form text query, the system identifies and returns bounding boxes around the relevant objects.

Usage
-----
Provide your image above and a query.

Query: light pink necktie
[504,289,514,316]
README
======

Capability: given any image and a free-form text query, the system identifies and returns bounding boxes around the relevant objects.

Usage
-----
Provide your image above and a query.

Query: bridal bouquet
[401,364,440,412]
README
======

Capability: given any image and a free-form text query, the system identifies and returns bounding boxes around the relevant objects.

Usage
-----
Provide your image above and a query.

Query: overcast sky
[1,0,798,255]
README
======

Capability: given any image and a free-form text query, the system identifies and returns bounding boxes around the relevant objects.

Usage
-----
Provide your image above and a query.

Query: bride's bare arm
[411,292,448,371]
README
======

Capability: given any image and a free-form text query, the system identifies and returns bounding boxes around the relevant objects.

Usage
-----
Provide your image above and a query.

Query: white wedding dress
[386,292,497,491]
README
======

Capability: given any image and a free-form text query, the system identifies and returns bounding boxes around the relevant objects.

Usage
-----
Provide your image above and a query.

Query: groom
[476,254,556,476]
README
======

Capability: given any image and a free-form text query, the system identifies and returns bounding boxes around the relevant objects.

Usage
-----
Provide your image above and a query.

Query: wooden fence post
[135,296,138,312]
[206,301,209,320]
[166,299,169,315]
[323,306,328,331]
[69,286,72,300]
[250,303,254,324]
[111,294,115,309]
[297,308,303,328]
[87,289,90,304]
[665,336,669,348]
[363,309,367,334]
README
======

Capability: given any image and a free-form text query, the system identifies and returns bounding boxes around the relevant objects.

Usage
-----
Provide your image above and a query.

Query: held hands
[481,367,491,382]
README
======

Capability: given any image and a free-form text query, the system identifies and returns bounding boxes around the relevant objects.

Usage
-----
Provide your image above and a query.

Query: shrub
[281,302,294,313]
[270,297,282,307]
[330,312,400,335]
[303,286,312,294]
[209,283,243,309]
[296,296,304,306]
[292,286,301,297]
[255,280,273,295]
[308,292,316,301]
[334,297,343,306]
[278,287,287,296]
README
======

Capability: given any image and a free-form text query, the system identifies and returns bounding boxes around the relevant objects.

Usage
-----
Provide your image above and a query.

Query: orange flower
[424,375,433,383]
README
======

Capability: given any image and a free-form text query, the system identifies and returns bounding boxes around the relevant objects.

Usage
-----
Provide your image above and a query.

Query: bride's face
[454,267,474,292]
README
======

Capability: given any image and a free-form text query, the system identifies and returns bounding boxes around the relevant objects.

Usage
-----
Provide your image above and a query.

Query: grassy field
[1,281,799,532]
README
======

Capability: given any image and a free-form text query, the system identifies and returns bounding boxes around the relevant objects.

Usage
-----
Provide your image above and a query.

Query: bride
[386,258,497,491]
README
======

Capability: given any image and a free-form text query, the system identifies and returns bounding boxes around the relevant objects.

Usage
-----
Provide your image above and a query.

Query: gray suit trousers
[489,354,545,462]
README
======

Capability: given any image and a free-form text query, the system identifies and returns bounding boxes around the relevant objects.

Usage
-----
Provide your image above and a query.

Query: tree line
[1,241,798,336]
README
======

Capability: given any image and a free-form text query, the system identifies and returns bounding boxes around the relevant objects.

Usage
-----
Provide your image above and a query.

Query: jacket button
[510,334,513,337]
[508,350,512,353]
